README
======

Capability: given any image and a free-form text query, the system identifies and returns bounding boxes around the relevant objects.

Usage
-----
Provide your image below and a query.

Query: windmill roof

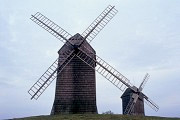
[121,88,144,100]
[58,33,96,55]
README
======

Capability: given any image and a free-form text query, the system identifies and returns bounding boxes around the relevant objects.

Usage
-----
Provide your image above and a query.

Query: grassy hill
[13,114,180,120]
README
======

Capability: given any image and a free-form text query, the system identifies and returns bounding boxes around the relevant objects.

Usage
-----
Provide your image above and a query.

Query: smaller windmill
[121,73,158,115]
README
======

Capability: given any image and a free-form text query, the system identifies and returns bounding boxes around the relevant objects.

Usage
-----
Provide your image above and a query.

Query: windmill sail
[28,50,75,100]
[124,96,134,114]
[81,5,118,43]
[30,12,72,45]
[144,95,159,112]
[139,73,150,92]
[124,93,140,115]
[76,49,134,92]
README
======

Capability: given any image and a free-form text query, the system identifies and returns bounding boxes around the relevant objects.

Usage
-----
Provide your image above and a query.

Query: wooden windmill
[28,5,159,115]
[121,73,159,115]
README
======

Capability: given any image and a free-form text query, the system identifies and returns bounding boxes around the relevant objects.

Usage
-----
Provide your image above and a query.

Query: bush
[102,110,114,114]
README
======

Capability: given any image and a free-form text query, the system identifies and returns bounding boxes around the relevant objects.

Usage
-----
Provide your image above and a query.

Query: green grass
[13,114,180,120]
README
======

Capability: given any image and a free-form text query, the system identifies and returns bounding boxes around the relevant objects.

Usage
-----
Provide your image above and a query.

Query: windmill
[28,5,159,115]
[121,73,159,115]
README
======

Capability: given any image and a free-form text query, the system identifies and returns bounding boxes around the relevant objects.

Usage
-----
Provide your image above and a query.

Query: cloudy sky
[0,0,180,119]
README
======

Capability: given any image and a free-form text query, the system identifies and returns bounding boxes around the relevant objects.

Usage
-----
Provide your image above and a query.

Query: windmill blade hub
[131,86,138,92]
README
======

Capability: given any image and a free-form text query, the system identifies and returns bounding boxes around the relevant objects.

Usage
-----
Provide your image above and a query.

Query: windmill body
[51,33,97,114]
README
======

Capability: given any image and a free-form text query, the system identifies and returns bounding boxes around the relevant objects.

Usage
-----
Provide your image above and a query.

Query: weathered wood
[51,33,97,114]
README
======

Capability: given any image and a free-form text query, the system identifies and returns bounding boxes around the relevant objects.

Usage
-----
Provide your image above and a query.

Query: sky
[0,0,180,119]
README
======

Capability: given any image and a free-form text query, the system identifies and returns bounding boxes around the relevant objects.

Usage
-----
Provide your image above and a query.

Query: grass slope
[13,114,180,120]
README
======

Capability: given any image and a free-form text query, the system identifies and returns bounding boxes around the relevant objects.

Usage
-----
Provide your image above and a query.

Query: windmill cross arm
[124,93,139,115]
[76,48,135,92]
[28,58,59,100]
[30,12,73,46]
[139,73,150,92]
[30,12,88,53]
[83,5,115,39]
[31,15,67,40]
[143,94,159,112]
[81,5,118,43]
[124,97,134,114]
[28,49,76,100]
[30,69,57,100]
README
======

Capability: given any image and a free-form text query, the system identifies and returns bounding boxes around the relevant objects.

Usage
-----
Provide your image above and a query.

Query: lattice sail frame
[81,5,118,43]
[28,50,76,100]
[30,12,72,44]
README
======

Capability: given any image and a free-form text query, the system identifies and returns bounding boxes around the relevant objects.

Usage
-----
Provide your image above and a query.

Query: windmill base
[51,100,97,114]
